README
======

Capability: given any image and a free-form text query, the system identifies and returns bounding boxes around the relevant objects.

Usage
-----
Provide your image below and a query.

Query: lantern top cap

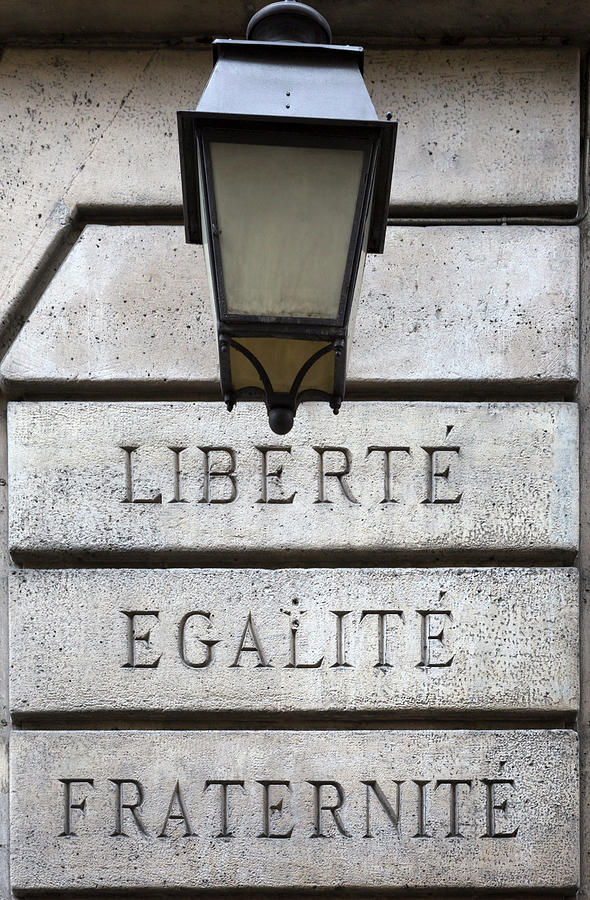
[247,1,332,45]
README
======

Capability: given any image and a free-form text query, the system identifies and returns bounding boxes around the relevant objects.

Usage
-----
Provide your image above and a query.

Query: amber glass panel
[229,337,334,395]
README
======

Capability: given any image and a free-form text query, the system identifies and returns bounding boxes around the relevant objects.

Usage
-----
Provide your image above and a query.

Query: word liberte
[120,442,462,506]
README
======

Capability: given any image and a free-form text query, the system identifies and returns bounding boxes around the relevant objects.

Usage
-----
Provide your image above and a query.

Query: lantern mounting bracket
[246,1,332,45]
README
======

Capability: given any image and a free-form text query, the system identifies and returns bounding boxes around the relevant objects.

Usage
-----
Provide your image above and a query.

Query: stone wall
[0,26,586,900]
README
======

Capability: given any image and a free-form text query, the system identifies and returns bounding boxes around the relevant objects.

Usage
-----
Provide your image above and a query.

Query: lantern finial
[268,406,295,435]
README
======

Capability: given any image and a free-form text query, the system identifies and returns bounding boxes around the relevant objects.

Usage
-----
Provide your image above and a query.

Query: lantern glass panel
[206,139,366,322]
[229,336,334,395]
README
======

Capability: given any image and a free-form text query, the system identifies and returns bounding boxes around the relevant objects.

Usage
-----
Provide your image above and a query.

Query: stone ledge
[1,0,590,41]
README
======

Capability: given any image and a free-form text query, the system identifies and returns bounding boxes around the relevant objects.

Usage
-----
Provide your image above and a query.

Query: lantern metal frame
[177,27,397,432]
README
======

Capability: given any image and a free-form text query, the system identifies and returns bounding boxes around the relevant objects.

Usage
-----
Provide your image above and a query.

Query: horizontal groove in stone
[8,548,579,570]
[72,202,581,223]
[1,380,578,404]
[10,711,578,731]
[8,557,580,572]
[10,889,578,899]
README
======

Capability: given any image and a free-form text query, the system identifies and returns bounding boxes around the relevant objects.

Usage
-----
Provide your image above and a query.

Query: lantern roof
[198,40,375,122]
[178,38,395,252]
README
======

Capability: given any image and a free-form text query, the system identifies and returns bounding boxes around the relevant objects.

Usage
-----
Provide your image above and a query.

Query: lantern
[178,0,396,433]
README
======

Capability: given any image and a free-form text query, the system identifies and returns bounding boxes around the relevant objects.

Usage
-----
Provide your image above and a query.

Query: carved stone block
[7,401,578,563]
[55,47,583,212]
[1,225,579,394]
[10,729,578,891]
[9,568,579,719]
[369,48,580,210]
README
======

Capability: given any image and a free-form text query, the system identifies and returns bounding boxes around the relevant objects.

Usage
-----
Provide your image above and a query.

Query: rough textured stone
[0,47,579,325]
[7,401,578,563]
[9,568,579,718]
[577,165,590,900]
[0,49,153,300]
[1,224,579,395]
[1,225,217,394]
[61,48,211,215]
[10,729,578,891]
[63,47,580,214]
[0,207,75,365]
[0,48,212,348]
[367,48,579,211]
[0,401,10,900]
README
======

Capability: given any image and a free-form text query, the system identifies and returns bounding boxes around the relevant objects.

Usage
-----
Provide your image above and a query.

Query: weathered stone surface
[7,401,578,563]
[9,568,579,718]
[366,48,580,211]
[1,225,217,393]
[1,224,579,394]
[579,174,590,900]
[0,48,213,343]
[61,48,211,215]
[0,400,10,900]
[64,47,579,214]
[0,47,579,326]
[0,49,154,299]
[10,729,579,891]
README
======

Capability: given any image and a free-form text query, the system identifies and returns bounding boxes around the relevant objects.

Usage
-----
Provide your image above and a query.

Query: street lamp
[177,0,396,434]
